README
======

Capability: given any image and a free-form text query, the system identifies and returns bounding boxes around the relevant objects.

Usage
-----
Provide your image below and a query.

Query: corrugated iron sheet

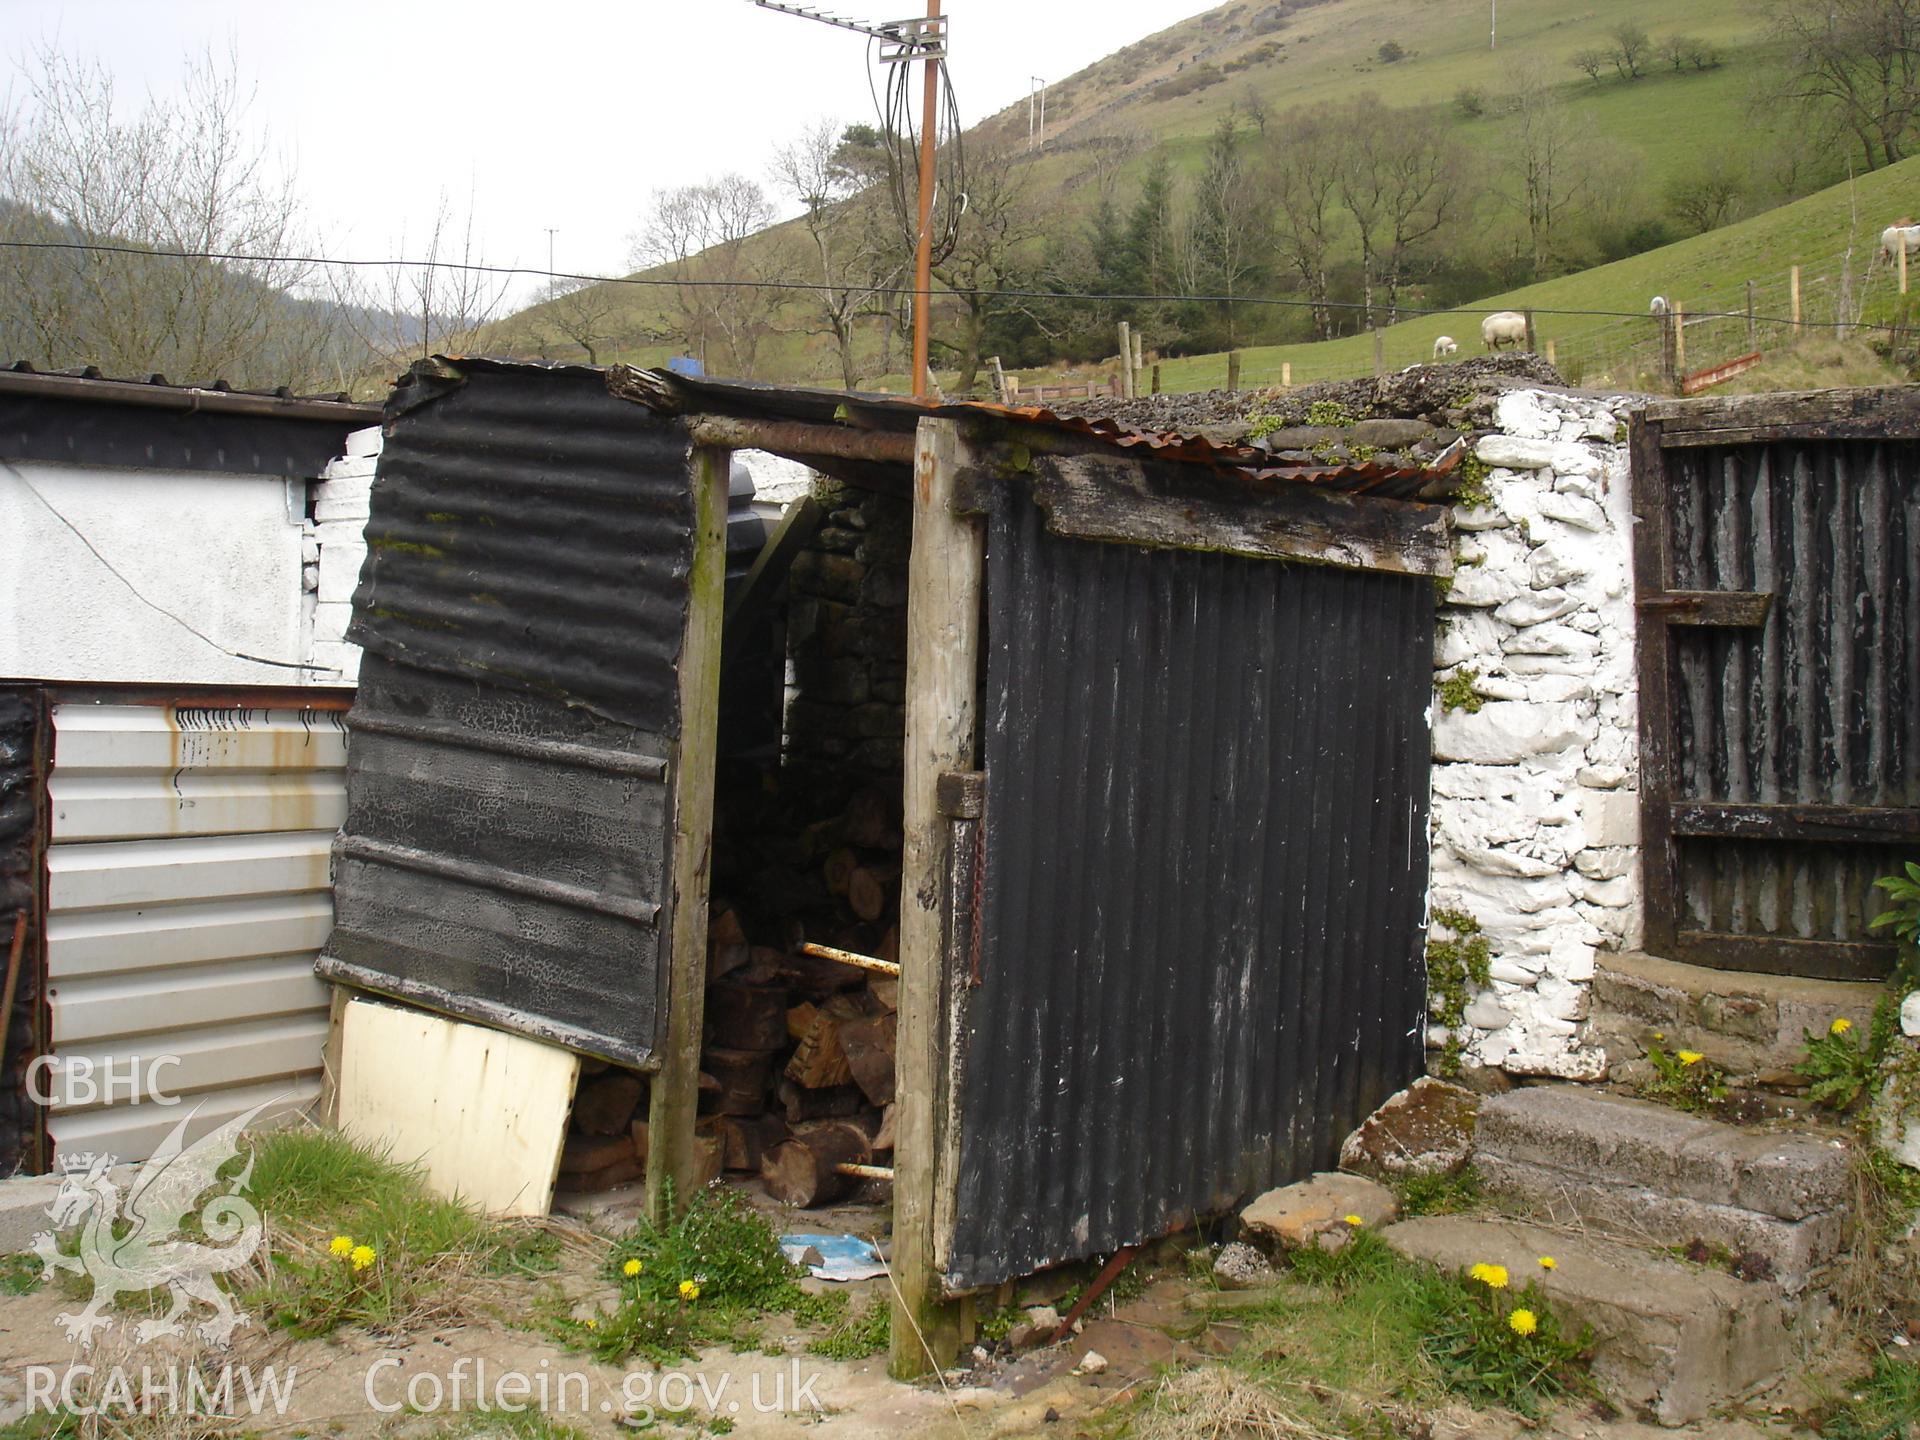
[44,703,342,1162]
[321,360,698,1066]
[941,486,1434,1290]
[349,360,695,733]
[1664,436,1916,969]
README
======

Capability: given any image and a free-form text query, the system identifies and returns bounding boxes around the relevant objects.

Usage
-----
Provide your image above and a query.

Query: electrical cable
[0,237,1879,332]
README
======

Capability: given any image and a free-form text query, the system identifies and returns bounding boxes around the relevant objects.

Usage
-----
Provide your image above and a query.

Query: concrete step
[1382,1214,1795,1426]
[1475,1085,1852,1291]
[1585,951,1883,1080]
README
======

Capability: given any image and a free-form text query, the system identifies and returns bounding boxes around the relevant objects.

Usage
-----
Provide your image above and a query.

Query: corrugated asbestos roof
[0,360,374,420]
[616,365,1467,501]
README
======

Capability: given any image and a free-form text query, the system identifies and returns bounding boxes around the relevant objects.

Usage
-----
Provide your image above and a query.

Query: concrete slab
[1381,1215,1794,1426]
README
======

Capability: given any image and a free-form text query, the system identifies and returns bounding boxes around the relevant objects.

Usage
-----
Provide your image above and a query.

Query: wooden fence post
[1282,361,1292,388]
[1117,321,1134,399]
[988,356,1007,403]
[1546,338,1557,369]
[1902,243,1910,297]
[1660,309,1678,392]
[1150,363,1161,395]
[1672,304,1687,393]
[1523,309,1537,353]
[890,417,984,1379]
[1746,280,1756,351]
[1227,350,1242,393]
[1372,328,1386,377]
[1133,330,1145,385]
[1790,266,1802,337]
[644,444,728,1225]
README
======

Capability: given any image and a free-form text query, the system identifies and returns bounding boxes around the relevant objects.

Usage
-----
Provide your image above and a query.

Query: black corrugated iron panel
[321,360,700,1065]
[943,487,1433,1290]
[0,687,46,1172]
[349,360,695,734]
[1667,438,1916,953]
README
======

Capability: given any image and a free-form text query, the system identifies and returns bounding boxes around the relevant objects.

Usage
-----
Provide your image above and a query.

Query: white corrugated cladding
[44,704,346,1161]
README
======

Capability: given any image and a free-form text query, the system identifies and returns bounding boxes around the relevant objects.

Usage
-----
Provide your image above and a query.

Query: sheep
[1649,295,1670,317]
[1433,335,1459,359]
[1881,221,1920,262]
[1481,310,1528,351]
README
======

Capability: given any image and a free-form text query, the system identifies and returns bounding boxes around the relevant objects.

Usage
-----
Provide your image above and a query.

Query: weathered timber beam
[1017,450,1453,578]
[1671,801,1920,844]
[1674,931,1895,983]
[1636,591,1773,627]
[724,495,823,644]
[1648,385,1920,445]
[687,415,916,465]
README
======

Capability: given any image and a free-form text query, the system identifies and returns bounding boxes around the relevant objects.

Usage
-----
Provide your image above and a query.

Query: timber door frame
[1630,389,1920,980]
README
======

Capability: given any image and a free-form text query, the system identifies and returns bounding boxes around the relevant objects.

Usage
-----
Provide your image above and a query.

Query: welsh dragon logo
[31,1100,271,1347]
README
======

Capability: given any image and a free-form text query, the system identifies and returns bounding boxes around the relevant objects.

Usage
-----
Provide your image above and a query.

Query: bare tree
[931,143,1044,394]
[769,119,900,390]
[343,192,512,371]
[1502,60,1600,274]
[1570,48,1608,83]
[1336,100,1466,326]
[0,42,352,388]
[1266,103,1346,339]
[1189,110,1270,345]
[1764,0,1920,170]
[540,277,622,365]
[1664,152,1749,233]
[632,174,784,378]
[1609,21,1652,79]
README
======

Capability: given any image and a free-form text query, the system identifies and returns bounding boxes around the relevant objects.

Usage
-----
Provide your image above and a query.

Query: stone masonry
[303,424,379,684]
[1428,389,1642,1080]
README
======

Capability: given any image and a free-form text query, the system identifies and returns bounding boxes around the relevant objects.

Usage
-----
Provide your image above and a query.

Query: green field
[1136,157,1920,394]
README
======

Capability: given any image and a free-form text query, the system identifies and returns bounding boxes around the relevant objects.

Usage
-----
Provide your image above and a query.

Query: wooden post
[1226,350,1242,392]
[1523,309,1538,352]
[988,355,1007,403]
[1372,328,1386,377]
[645,444,729,1225]
[1546,338,1557,369]
[1282,361,1291,388]
[1672,304,1687,393]
[1790,266,1802,337]
[890,417,984,1380]
[1660,310,1678,391]
[1116,321,1134,399]
[1902,241,1910,296]
[1746,280,1757,350]
[1133,330,1145,379]
[1150,363,1161,395]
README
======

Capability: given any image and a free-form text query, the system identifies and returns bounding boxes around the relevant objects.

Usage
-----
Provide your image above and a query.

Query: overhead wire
[0,237,1884,333]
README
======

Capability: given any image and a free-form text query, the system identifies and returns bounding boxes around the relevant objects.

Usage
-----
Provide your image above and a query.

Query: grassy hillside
[1141,157,1920,394]
[491,0,1820,392]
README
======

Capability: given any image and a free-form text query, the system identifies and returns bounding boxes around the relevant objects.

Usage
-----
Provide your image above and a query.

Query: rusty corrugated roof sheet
[609,365,1465,501]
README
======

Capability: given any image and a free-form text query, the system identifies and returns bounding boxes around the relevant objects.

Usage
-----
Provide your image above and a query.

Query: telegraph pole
[1490,0,1497,49]
[544,228,559,300]
[750,0,948,397]
[909,0,941,397]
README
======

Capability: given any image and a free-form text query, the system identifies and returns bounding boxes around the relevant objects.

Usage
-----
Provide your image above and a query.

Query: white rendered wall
[1427,389,1642,1079]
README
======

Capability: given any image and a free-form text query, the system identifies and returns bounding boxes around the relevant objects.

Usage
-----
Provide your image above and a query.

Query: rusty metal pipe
[800,941,902,978]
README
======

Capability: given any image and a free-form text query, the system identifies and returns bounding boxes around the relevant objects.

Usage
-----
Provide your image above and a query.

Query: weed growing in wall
[1639,1038,1729,1113]
[1437,669,1483,714]
[1427,910,1492,1077]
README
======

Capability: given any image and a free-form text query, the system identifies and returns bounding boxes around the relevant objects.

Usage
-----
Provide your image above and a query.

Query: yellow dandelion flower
[1471,1263,1509,1289]
[1343,1214,1364,1227]
[1508,1308,1538,1337]
[1538,1256,1556,1270]
[1677,1050,1704,1066]
[328,1235,354,1257]
[623,1258,643,1278]
[1830,1017,1853,1036]
[349,1244,377,1272]
[678,1279,701,1301]
[584,1316,599,1331]
[1651,1031,1665,1042]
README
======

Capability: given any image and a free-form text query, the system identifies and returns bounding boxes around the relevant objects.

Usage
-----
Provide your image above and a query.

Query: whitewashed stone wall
[302,425,379,683]
[1428,389,1642,1079]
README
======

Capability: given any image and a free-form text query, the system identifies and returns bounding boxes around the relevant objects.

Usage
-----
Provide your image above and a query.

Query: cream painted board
[336,999,579,1218]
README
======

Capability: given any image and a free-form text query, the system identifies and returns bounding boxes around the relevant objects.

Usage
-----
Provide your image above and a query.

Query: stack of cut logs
[555,786,903,1208]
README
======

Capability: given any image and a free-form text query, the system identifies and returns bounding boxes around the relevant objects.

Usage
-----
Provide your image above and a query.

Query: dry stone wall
[1428,388,1642,1080]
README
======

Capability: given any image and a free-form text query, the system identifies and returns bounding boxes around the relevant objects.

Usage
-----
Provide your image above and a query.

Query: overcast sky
[3,0,1189,304]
